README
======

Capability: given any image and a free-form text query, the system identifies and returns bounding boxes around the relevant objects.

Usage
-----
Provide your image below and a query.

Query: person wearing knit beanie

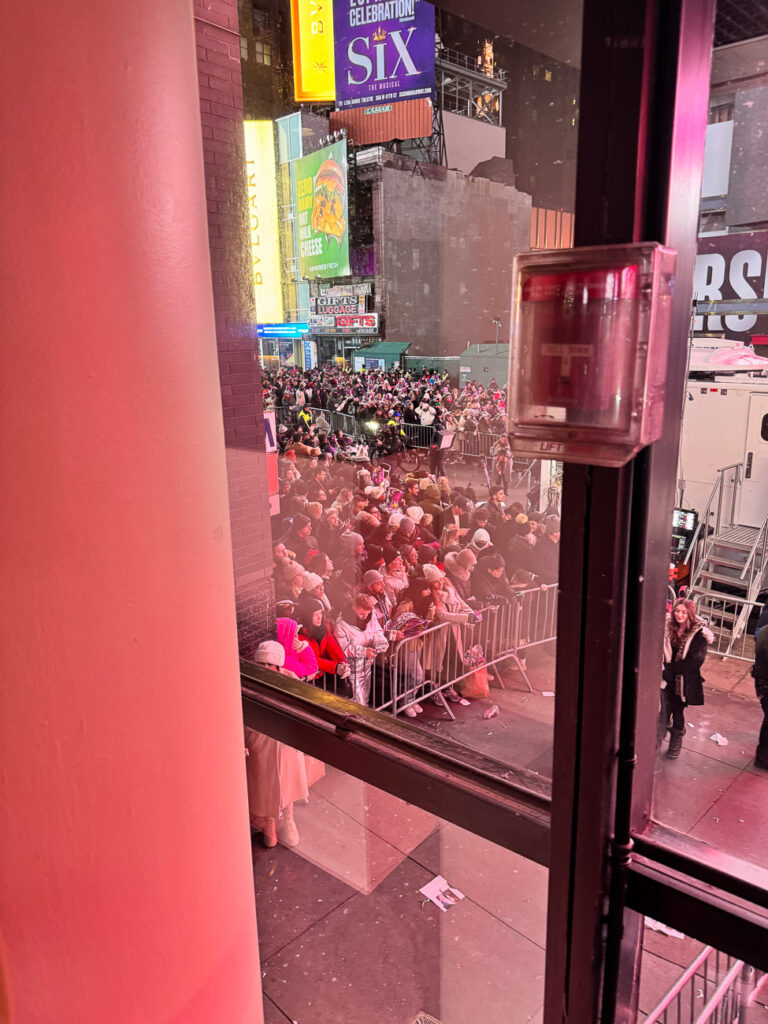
[292,513,311,534]
[252,640,286,670]
[388,511,404,528]
[342,531,365,557]
[406,506,424,523]
[363,569,383,586]
[398,516,416,537]
[302,571,323,593]
[422,563,444,584]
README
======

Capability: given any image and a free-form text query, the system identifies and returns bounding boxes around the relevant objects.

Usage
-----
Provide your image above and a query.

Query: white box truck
[680,374,768,529]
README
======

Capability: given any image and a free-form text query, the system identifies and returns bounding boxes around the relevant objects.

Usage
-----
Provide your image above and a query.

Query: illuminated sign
[244,121,284,324]
[257,322,310,337]
[311,295,365,314]
[308,312,378,334]
[295,140,351,279]
[291,0,336,103]
[333,0,435,109]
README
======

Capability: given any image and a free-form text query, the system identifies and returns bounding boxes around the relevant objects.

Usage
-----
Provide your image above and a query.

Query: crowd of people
[259,370,561,716]
[264,364,509,461]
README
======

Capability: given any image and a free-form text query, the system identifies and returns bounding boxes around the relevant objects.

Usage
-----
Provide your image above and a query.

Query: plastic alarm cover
[507,243,677,467]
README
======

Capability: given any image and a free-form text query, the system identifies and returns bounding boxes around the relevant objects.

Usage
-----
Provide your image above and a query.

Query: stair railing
[683,463,742,587]
[739,508,768,598]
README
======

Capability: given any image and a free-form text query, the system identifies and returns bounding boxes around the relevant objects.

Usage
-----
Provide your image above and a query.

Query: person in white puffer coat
[333,593,390,705]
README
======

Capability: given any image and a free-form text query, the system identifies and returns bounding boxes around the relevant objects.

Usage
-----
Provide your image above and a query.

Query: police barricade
[377,584,559,719]
[306,407,358,437]
[400,422,435,449]
[274,406,296,428]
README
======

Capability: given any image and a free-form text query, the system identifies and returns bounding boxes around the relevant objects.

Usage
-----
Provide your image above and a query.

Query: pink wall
[0,1,262,1020]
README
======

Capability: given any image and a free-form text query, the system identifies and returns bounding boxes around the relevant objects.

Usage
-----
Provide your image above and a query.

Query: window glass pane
[236,0,578,786]
[245,748,548,1024]
[657,31,768,871]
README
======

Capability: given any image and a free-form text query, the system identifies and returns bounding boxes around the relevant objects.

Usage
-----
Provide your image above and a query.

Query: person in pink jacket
[276,616,319,679]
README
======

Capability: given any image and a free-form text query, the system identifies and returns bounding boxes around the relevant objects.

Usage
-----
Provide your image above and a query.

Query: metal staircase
[684,464,768,657]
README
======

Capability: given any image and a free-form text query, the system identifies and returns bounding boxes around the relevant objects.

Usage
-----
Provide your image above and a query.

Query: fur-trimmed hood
[663,617,714,664]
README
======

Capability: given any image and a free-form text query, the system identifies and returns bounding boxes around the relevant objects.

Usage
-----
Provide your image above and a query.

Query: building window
[251,4,271,34]
[240,36,248,61]
[709,100,734,123]
[253,40,272,66]
[699,209,726,233]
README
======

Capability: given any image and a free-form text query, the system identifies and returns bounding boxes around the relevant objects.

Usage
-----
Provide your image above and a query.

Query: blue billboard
[333,0,435,110]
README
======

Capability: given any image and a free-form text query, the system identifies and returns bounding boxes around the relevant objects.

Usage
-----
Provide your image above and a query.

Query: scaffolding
[436,45,508,127]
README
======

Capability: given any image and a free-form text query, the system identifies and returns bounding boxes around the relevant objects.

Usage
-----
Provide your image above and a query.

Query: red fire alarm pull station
[507,243,677,467]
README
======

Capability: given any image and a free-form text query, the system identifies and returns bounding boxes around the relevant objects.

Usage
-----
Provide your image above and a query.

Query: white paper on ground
[541,691,555,697]
[419,875,466,913]
[710,732,729,746]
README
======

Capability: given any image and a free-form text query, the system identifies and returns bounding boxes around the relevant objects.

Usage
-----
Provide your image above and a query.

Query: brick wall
[194,0,275,657]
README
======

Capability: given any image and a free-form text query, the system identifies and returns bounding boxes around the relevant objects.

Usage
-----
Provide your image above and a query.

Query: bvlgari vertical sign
[333,0,435,110]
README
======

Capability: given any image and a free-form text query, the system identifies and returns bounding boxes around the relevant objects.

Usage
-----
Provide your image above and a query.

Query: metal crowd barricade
[274,405,296,428]
[643,944,764,1024]
[400,422,435,449]
[377,584,559,719]
[692,593,761,661]
[455,431,504,459]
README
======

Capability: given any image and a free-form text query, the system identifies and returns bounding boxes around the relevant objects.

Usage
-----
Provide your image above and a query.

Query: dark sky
[435,0,583,67]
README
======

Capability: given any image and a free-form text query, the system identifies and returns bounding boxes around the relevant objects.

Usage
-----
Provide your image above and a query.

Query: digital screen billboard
[295,140,351,280]
[333,0,435,110]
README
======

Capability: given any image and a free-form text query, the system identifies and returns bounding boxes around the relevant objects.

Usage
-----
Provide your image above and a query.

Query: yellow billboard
[290,0,336,103]
[243,121,284,324]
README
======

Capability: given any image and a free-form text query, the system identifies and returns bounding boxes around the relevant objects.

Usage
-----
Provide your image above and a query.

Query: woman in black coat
[659,598,713,759]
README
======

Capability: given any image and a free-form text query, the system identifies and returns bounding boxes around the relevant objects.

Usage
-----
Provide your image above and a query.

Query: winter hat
[418,477,432,491]
[302,572,323,592]
[399,517,416,536]
[422,564,444,584]
[252,640,286,668]
[365,544,385,568]
[297,596,324,623]
[342,531,365,552]
[472,529,491,549]
[363,569,383,586]
[382,542,399,565]
[418,546,438,564]
[544,515,562,534]
[456,548,477,570]
[292,513,310,531]
[406,506,424,523]
[388,512,404,528]
[424,483,441,502]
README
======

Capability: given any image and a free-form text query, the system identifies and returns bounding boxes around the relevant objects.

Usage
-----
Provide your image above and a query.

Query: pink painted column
[0,2,262,1021]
